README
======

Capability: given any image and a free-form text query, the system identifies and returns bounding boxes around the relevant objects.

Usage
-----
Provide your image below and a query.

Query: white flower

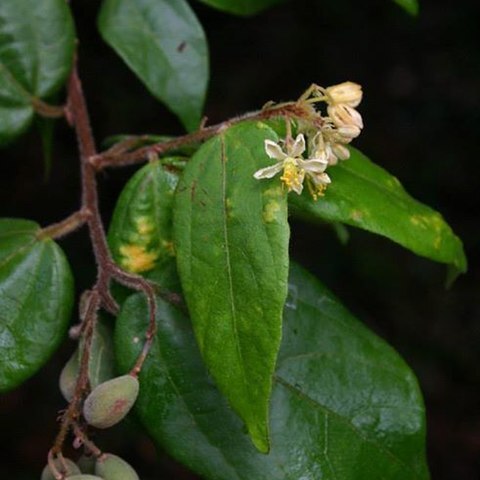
[254,134,330,196]
[324,81,363,107]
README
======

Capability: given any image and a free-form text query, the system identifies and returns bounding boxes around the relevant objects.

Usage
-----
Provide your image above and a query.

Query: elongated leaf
[0,218,74,392]
[0,0,75,144]
[393,0,419,16]
[173,122,290,452]
[196,0,284,16]
[108,159,181,293]
[98,0,208,131]
[290,147,466,280]
[115,262,429,479]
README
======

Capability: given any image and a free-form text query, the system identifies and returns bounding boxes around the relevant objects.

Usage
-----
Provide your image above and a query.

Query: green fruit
[66,476,103,480]
[59,350,80,401]
[41,458,80,480]
[95,453,139,480]
[76,454,96,474]
[83,374,139,428]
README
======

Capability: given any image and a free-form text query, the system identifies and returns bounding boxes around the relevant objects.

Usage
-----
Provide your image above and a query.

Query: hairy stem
[91,103,310,170]
[38,209,89,240]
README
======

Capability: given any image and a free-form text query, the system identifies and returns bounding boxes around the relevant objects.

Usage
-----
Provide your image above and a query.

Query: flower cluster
[254,81,364,199]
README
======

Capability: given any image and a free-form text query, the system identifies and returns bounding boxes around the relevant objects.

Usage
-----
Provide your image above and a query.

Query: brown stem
[37,209,89,240]
[52,290,101,454]
[52,62,160,456]
[91,103,310,170]
[31,97,65,118]
[72,422,103,457]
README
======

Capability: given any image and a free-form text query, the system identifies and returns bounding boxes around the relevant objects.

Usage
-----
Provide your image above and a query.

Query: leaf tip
[394,0,420,16]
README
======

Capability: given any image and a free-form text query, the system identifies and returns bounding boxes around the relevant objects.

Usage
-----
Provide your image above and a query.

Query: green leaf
[289,147,467,280]
[0,218,74,392]
[173,122,290,452]
[115,262,429,479]
[98,0,209,131]
[393,0,419,16]
[0,0,75,144]
[108,158,181,294]
[196,0,284,16]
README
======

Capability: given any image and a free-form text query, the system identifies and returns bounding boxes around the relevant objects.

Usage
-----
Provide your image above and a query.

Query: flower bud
[325,81,362,107]
[331,143,351,161]
[83,374,139,429]
[95,453,139,480]
[59,350,80,402]
[336,125,362,141]
[41,458,80,480]
[328,104,363,130]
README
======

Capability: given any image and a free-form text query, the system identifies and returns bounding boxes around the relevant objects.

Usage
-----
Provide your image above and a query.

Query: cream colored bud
[336,125,362,141]
[328,104,363,130]
[332,143,351,161]
[325,81,362,107]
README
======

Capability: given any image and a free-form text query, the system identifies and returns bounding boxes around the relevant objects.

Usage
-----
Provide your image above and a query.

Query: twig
[38,209,89,240]
[91,103,310,170]
[51,62,160,455]
[31,97,65,118]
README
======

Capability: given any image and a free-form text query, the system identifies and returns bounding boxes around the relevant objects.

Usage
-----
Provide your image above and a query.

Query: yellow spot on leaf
[136,216,154,236]
[119,244,158,273]
[263,186,283,198]
[350,209,363,221]
[263,200,281,223]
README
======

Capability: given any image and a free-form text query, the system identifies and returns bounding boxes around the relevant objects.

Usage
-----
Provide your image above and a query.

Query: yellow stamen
[280,160,303,192]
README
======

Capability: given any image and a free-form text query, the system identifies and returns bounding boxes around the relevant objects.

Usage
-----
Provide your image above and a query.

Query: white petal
[264,140,287,160]
[290,134,306,157]
[298,158,328,173]
[291,182,304,195]
[310,172,331,186]
[253,162,284,179]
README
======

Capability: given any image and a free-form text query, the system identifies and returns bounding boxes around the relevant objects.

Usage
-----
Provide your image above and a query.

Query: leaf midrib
[220,136,248,390]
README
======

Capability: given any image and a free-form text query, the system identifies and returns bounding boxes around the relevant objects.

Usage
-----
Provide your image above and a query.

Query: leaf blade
[393,0,419,16]
[115,262,429,479]
[173,122,290,451]
[98,0,209,131]
[0,0,75,144]
[0,219,74,392]
[290,147,466,279]
[196,0,285,16]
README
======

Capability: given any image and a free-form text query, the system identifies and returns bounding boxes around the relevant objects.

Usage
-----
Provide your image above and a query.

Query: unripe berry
[83,374,139,428]
[76,454,96,474]
[66,476,103,480]
[95,453,139,480]
[41,458,80,480]
[59,350,80,401]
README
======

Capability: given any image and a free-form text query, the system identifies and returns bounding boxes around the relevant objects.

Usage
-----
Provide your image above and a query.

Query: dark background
[0,0,478,478]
